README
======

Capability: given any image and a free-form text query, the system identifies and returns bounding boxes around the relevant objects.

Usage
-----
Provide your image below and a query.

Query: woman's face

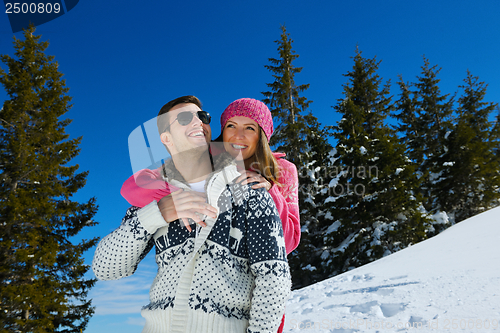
[223,116,260,161]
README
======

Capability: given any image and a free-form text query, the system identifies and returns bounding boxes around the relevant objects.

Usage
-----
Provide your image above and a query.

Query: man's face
[160,103,212,155]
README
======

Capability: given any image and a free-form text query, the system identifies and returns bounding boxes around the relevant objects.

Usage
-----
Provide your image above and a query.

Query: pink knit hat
[220,98,274,141]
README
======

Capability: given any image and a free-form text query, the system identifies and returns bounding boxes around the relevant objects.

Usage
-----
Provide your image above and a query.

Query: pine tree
[394,58,454,215]
[323,49,429,276]
[286,113,334,289]
[393,76,420,161]
[0,27,99,332]
[492,106,500,162]
[433,71,500,222]
[414,59,455,167]
[262,25,315,166]
[262,25,334,288]
[493,107,500,197]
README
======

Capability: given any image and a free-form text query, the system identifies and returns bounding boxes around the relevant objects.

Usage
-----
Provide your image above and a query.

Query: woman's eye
[246,127,255,131]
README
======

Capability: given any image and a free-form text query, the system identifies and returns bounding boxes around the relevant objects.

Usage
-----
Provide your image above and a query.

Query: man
[92,96,291,333]
[154,95,217,230]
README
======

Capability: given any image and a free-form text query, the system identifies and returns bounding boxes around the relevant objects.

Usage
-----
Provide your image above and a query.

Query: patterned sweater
[92,162,291,333]
[120,152,300,254]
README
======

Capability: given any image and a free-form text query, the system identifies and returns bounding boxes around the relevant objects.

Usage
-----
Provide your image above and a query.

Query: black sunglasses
[165,111,211,131]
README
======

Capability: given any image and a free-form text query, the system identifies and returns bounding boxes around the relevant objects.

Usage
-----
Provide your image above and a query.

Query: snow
[325,196,338,204]
[284,206,500,332]
[325,221,341,234]
[430,211,450,225]
[308,166,321,181]
[304,197,315,205]
[324,212,334,220]
[303,264,317,272]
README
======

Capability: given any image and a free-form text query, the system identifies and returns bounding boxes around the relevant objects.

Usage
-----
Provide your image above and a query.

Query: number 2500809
[5,2,61,14]
[442,319,498,330]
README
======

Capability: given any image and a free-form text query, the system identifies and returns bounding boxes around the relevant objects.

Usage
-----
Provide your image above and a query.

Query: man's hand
[236,170,272,191]
[157,189,218,232]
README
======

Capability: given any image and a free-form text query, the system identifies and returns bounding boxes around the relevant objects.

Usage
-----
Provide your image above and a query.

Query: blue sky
[1,1,500,332]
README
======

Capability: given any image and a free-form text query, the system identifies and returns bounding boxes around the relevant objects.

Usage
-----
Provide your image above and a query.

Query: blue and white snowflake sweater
[92,163,291,333]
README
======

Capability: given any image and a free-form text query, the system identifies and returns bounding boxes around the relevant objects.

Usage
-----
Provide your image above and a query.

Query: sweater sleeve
[246,188,291,333]
[269,158,300,254]
[92,202,165,280]
[120,168,178,208]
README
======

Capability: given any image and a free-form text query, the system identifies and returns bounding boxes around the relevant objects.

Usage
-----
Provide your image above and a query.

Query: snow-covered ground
[284,207,500,332]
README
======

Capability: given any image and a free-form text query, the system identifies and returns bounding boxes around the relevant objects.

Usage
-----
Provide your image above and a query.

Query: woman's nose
[234,128,245,138]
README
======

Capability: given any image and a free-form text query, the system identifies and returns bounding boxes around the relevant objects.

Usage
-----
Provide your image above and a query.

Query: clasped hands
[157,170,272,231]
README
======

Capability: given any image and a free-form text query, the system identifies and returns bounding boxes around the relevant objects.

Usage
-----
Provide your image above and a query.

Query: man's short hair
[157,95,202,135]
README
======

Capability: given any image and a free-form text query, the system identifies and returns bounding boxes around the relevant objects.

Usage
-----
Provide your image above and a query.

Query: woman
[122,98,300,255]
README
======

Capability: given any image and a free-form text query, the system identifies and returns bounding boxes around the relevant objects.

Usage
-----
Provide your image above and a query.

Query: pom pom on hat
[220,98,274,141]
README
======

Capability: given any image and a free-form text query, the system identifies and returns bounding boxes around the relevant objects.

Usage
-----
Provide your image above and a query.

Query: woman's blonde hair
[248,128,282,187]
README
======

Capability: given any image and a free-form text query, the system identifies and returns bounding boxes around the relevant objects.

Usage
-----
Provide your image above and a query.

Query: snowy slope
[284,207,500,332]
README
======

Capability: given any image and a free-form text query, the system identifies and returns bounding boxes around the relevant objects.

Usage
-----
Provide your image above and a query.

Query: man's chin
[186,136,209,146]
[188,135,209,143]
[173,143,209,156]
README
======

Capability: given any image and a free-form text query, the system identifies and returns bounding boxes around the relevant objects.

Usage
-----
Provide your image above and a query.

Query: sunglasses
[165,111,211,131]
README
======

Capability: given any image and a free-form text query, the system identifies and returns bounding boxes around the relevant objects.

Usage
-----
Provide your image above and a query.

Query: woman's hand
[157,189,218,232]
[236,170,272,191]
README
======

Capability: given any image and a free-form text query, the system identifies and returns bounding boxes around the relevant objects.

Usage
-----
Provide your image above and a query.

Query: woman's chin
[226,147,252,163]
[230,153,245,161]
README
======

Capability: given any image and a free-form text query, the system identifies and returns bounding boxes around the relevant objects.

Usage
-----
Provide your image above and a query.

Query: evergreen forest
[1,24,499,332]
[262,26,500,289]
